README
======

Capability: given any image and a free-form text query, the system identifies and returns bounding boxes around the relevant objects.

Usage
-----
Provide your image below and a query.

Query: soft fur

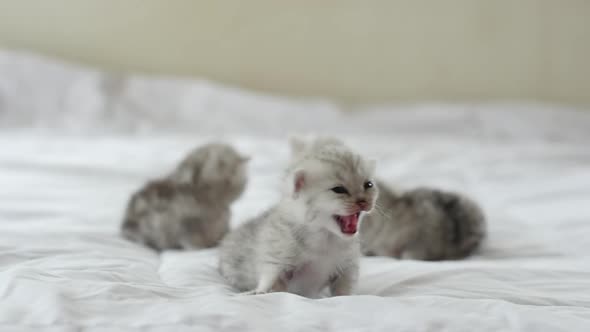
[288,137,486,261]
[218,138,378,297]
[361,184,486,260]
[121,143,248,251]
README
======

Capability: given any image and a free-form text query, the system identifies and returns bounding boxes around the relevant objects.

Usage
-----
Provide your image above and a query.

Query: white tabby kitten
[121,143,248,251]
[218,139,378,297]
[288,137,486,261]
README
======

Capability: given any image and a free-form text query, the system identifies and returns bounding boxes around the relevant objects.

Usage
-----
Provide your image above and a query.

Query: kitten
[361,184,486,260]
[121,143,248,251]
[218,139,378,297]
[289,137,486,261]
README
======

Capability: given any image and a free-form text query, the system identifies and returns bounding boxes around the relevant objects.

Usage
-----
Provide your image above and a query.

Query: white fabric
[1,50,590,331]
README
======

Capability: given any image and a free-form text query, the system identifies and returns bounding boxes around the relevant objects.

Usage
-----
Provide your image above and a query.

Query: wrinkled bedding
[1,51,590,331]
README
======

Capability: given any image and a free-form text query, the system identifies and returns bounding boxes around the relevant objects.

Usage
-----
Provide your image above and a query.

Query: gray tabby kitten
[288,137,486,261]
[361,184,486,260]
[219,139,378,297]
[121,143,248,251]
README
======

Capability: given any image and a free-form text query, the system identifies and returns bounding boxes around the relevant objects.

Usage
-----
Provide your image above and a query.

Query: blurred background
[0,0,588,106]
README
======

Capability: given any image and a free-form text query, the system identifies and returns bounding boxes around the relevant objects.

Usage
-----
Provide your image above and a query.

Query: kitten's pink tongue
[340,214,359,234]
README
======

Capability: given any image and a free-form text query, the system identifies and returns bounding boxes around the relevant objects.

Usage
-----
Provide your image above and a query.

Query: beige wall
[0,0,588,105]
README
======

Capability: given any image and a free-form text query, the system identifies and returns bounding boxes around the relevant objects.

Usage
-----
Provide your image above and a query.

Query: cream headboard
[0,0,588,105]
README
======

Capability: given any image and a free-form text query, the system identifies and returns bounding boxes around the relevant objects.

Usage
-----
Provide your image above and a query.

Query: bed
[1,50,590,331]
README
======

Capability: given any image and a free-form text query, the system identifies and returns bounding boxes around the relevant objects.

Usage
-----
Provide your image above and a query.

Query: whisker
[371,202,394,219]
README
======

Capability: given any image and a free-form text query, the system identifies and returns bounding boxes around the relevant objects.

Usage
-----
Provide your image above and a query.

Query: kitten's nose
[356,199,369,211]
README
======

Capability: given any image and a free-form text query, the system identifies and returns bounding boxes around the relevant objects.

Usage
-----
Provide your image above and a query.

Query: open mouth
[333,212,361,235]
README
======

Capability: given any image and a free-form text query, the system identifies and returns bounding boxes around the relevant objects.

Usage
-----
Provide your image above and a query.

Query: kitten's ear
[289,137,307,158]
[293,169,306,195]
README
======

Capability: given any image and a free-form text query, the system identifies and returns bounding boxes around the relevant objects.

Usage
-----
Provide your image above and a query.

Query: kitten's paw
[391,247,405,259]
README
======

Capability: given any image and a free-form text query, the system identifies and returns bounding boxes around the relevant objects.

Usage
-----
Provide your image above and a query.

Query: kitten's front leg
[329,264,359,296]
[252,264,287,294]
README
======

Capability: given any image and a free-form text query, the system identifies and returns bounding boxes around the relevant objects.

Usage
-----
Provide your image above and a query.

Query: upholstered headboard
[0,1,588,105]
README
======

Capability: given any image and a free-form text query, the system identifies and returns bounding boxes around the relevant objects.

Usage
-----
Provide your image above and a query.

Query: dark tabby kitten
[121,143,248,251]
[361,183,486,260]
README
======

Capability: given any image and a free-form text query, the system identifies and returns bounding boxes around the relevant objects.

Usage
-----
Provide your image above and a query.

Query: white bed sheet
[1,51,590,331]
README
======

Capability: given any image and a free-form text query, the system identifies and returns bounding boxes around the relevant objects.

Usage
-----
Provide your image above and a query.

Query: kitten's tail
[121,217,141,242]
[121,217,164,251]
[120,193,149,244]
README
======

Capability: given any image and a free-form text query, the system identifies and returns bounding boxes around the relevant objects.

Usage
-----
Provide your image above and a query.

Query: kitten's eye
[364,181,374,190]
[331,186,349,195]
